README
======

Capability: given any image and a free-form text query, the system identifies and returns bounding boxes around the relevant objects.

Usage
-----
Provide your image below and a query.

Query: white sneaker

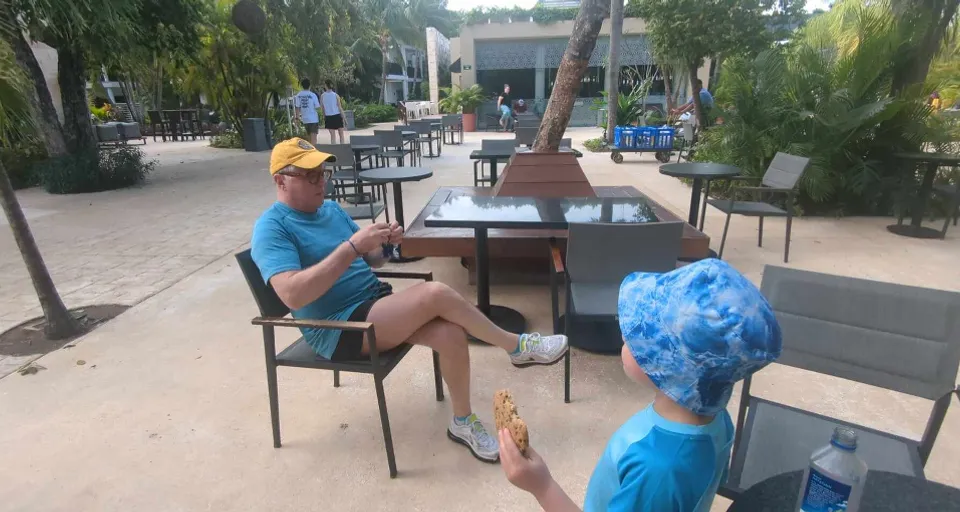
[510,333,569,368]
[447,413,499,463]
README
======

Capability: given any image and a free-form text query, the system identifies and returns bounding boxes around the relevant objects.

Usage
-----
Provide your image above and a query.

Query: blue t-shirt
[251,201,380,358]
[583,404,734,512]
[689,89,715,110]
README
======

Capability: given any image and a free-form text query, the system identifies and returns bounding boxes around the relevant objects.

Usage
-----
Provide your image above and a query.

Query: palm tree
[0,39,81,339]
[359,0,420,104]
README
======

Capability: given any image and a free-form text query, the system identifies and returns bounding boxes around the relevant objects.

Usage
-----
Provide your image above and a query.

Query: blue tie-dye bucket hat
[618,259,782,416]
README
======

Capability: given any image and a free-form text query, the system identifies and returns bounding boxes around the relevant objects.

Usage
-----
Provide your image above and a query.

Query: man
[320,80,346,144]
[497,84,513,131]
[251,138,569,463]
[671,79,714,125]
[294,78,321,144]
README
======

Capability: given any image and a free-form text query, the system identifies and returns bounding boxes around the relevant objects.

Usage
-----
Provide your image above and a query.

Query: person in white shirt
[320,81,346,144]
[294,78,321,144]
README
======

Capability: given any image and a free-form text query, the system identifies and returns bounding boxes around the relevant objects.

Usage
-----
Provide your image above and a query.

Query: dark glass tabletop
[358,167,433,183]
[424,195,658,229]
[470,149,516,159]
[893,152,960,165]
[728,470,960,512]
[660,162,741,179]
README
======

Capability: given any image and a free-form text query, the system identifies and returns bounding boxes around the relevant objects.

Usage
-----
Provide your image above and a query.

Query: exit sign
[462,65,472,70]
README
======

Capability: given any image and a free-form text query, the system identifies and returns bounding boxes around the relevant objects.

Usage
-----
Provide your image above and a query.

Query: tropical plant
[695,0,935,215]
[439,85,485,114]
[175,0,295,137]
[591,72,654,128]
[632,0,803,126]
[0,37,81,339]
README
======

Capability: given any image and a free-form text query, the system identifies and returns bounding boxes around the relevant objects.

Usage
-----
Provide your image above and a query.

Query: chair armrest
[550,244,565,274]
[727,176,762,182]
[373,270,433,281]
[736,186,794,194]
[252,316,372,332]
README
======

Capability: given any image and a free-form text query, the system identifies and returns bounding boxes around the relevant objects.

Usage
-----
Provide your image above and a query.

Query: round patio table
[727,470,960,512]
[889,152,960,239]
[349,144,380,172]
[358,167,433,263]
[660,162,741,229]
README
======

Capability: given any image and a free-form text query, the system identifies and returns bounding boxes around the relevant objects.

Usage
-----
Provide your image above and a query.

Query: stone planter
[462,112,477,132]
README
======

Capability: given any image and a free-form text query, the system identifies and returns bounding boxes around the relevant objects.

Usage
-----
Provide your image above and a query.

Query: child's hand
[499,428,553,498]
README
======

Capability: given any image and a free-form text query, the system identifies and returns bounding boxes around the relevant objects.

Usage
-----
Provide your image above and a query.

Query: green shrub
[583,137,610,152]
[355,104,397,124]
[1,140,46,189]
[271,122,307,142]
[37,146,153,194]
[210,131,243,148]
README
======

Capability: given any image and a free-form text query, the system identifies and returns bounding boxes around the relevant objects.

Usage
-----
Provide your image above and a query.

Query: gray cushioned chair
[721,266,960,498]
[707,152,810,263]
[474,139,515,187]
[549,221,685,402]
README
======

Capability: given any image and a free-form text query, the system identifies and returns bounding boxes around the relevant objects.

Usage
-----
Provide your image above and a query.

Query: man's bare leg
[362,318,471,417]
[328,129,336,144]
[365,282,519,352]
[337,128,345,144]
[308,131,317,145]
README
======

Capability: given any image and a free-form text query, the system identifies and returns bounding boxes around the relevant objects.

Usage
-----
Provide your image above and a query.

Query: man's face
[275,164,331,210]
[504,85,510,94]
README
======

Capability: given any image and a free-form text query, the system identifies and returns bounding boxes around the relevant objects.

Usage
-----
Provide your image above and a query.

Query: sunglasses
[279,168,333,184]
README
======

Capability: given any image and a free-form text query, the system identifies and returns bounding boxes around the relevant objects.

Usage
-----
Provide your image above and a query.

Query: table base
[468,305,526,343]
[559,315,622,354]
[887,224,942,239]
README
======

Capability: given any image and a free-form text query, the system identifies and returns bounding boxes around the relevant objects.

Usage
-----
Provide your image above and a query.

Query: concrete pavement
[0,125,958,510]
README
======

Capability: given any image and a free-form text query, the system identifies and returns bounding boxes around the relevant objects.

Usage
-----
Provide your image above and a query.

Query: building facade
[383,44,427,105]
[448,18,711,128]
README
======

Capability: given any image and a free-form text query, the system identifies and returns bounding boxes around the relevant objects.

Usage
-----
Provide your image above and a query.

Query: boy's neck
[653,392,715,426]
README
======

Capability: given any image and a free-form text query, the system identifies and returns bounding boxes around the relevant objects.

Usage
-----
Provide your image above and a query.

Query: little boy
[499,259,782,511]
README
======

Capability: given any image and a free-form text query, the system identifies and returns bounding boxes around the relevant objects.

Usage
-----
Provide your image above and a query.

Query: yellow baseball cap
[269,138,337,175]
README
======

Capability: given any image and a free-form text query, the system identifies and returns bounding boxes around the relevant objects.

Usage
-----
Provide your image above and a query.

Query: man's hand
[349,223,391,254]
[387,221,404,245]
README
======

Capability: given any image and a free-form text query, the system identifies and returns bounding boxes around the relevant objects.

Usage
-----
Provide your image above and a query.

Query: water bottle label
[800,469,852,512]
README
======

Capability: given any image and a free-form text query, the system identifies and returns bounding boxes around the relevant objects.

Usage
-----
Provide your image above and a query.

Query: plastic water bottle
[796,427,868,512]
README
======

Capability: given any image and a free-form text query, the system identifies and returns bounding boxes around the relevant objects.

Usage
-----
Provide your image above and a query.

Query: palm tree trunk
[662,65,675,113]
[57,44,97,154]
[689,62,705,127]
[890,0,960,96]
[4,23,68,157]
[605,0,624,144]
[0,161,81,339]
[534,0,610,152]
[379,39,389,104]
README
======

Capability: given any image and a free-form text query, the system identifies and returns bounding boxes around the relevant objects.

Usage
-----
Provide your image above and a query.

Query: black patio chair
[148,110,168,142]
[474,139,515,187]
[706,152,810,263]
[373,130,414,167]
[315,143,387,219]
[549,221,684,402]
[442,115,463,145]
[719,265,960,499]
[932,177,959,238]
[515,126,537,148]
[236,249,443,478]
[349,135,384,170]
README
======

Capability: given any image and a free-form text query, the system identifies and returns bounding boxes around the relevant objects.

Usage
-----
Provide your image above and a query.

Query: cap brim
[292,151,336,170]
